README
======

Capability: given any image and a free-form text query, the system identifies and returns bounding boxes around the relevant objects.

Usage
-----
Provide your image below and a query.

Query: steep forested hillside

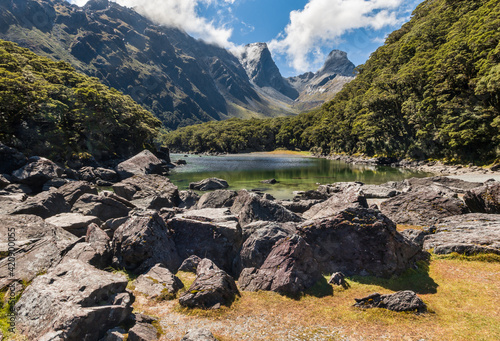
[165,0,500,163]
[0,40,161,161]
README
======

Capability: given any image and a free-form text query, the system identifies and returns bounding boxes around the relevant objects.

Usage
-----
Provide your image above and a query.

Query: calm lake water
[169,153,430,200]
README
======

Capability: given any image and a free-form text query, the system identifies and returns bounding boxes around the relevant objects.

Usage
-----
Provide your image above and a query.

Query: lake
[168,153,430,200]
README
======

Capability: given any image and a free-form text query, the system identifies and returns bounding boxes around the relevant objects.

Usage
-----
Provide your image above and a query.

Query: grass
[131,257,500,340]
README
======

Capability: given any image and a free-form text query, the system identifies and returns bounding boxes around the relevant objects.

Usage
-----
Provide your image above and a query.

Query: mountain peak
[84,0,109,11]
[318,49,355,77]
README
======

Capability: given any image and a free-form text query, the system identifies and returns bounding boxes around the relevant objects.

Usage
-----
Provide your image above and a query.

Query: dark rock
[238,235,322,295]
[423,213,500,255]
[16,259,133,340]
[101,327,126,341]
[354,291,427,313]
[2,183,32,194]
[132,264,183,300]
[178,259,239,309]
[260,179,277,184]
[175,159,187,165]
[303,185,368,220]
[189,178,229,191]
[11,157,64,191]
[231,190,301,226]
[181,329,218,341]
[94,167,119,182]
[178,255,202,273]
[464,182,500,214]
[0,174,11,188]
[280,199,324,214]
[112,213,181,274]
[380,189,468,226]
[116,150,163,180]
[297,208,427,277]
[197,190,238,209]
[72,192,133,221]
[128,322,158,341]
[0,215,78,290]
[0,143,27,175]
[179,190,200,209]
[56,180,98,206]
[328,272,348,289]
[46,212,102,237]
[65,223,112,269]
[10,190,71,219]
[399,227,436,248]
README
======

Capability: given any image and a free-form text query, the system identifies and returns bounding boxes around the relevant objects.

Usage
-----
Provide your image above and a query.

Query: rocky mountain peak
[317,49,356,77]
[84,0,109,11]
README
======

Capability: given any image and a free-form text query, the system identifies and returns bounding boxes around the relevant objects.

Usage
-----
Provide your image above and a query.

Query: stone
[11,157,64,191]
[72,192,134,221]
[402,176,483,194]
[328,272,348,288]
[293,190,329,201]
[116,150,163,179]
[65,223,112,269]
[178,259,239,309]
[399,227,436,248]
[46,213,102,237]
[303,185,368,220]
[128,323,158,341]
[16,259,133,340]
[354,291,427,313]
[42,178,70,191]
[10,190,71,219]
[380,189,469,226]
[112,213,181,274]
[297,207,427,277]
[189,178,229,191]
[0,174,11,188]
[0,143,27,174]
[423,213,500,255]
[132,264,183,300]
[361,184,400,198]
[280,199,323,214]
[231,190,302,226]
[0,215,78,290]
[178,255,202,273]
[260,179,277,184]
[463,182,500,214]
[2,183,32,194]
[181,329,218,341]
[179,190,200,209]
[197,190,238,209]
[56,181,98,206]
[238,235,322,295]
[100,327,126,341]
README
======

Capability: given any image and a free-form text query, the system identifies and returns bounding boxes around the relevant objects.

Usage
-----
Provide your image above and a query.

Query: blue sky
[67,0,424,77]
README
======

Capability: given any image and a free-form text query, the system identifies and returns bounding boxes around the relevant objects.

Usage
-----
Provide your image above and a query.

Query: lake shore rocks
[463,182,500,214]
[116,150,165,180]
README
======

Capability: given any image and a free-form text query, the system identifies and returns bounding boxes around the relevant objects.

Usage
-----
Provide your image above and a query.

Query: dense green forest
[0,40,161,161]
[164,0,500,163]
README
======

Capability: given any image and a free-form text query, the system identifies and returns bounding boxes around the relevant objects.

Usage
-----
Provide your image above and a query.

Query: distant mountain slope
[0,39,160,160]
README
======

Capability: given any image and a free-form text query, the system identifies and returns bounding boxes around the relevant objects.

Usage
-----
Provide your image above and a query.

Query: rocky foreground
[1,144,500,340]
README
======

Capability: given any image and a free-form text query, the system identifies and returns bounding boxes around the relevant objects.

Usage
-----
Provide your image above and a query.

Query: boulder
[297,207,427,277]
[0,143,27,174]
[293,190,329,201]
[46,213,102,237]
[231,190,302,226]
[197,190,238,209]
[132,264,183,300]
[10,190,71,219]
[463,182,500,214]
[16,259,133,340]
[303,185,368,220]
[178,255,202,273]
[65,223,112,269]
[179,190,200,209]
[328,272,348,288]
[116,150,163,179]
[112,213,181,274]
[361,184,401,198]
[399,227,436,248]
[181,329,218,341]
[423,213,500,255]
[56,181,98,206]
[0,215,78,290]
[128,323,158,341]
[72,192,134,221]
[42,178,70,191]
[11,157,64,191]
[238,235,322,295]
[380,189,468,226]
[317,182,364,196]
[260,179,277,184]
[0,174,11,188]
[401,176,483,194]
[2,183,32,194]
[280,199,323,214]
[178,259,239,309]
[354,291,427,313]
[189,178,229,191]
[101,327,126,341]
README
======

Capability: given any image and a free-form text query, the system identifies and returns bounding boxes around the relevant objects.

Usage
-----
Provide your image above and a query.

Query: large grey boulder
[116,150,164,180]
[380,189,468,226]
[238,235,322,295]
[0,143,27,174]
[0,215,78,290]
[197,190,238,209]
[297,207,427,277]
[56,181,98,206]
[10,190,71,219]
[303,185,368,220]
[112,213,181,274]
[16,259,133,340]
[128,323,158,341]
[181,329,218,341]
[463,182,500,214]
[65,223,112,269]
[46,213,102,237]
[179,190,200,209]
[132,264,183,300]
[189,178,229,191]
[12,157,64,190]
[423,213,500,255]
[72,192,134,221]
[178,259,239,309]
[231,190,301,226]
[178,255,202,273]
[354,291,427,313]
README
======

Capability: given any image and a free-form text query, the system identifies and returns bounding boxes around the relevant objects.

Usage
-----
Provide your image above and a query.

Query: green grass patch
[433,252,500,263]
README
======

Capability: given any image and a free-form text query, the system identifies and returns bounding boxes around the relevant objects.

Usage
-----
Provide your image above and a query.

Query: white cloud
[268,0,405,72]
